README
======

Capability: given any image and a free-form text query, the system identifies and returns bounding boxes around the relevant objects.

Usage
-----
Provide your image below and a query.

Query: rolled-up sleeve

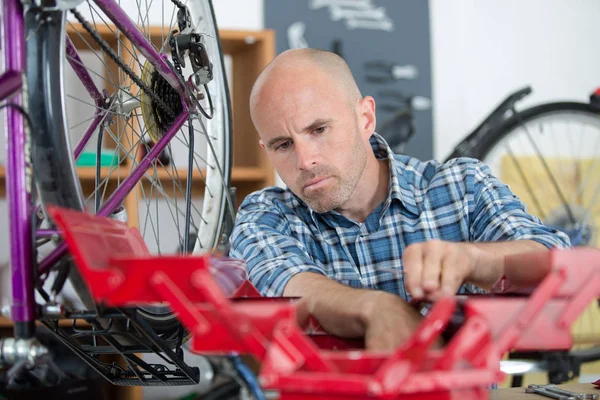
[229,193,326,297]
[467,160,571,249]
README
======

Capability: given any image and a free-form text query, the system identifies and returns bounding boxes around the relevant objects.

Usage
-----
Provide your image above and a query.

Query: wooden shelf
[0,316,91,329]
[74,165,266,183]
[67,23,274,57]
[1,165,266,191]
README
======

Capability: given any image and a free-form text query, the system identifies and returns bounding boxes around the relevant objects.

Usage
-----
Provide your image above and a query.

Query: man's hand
[361,291,423,351]
[286,272,423,351]
[403,240,481,301]
[403,239,546,301]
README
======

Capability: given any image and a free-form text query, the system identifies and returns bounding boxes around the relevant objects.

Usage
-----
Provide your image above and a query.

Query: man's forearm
[466,239,547,289]
[284,272,377,338]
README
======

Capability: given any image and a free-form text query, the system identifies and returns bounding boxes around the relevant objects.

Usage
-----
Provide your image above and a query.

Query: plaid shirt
[230,133,570,298]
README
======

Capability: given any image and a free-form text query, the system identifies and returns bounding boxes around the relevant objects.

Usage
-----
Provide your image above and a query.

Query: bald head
[250,49,362,123]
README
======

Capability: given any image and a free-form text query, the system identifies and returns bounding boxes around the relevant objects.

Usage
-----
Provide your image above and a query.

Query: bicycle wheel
[27,1,232,333]
[457,102,600,347]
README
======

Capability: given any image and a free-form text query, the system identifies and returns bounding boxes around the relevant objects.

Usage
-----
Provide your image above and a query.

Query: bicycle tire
[26,1,232,338]
[450,102,600,161]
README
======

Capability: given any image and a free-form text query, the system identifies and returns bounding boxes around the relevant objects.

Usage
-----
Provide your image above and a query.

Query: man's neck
[337,158,390,223]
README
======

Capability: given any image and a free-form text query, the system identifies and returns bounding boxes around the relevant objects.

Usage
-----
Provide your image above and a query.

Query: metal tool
[526,386,574,399]
[536,384,598,399]
[364,61,419,82]
[527,384,598,399]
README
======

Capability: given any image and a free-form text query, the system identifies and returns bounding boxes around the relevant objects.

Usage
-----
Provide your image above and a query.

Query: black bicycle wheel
[451,101,600,380]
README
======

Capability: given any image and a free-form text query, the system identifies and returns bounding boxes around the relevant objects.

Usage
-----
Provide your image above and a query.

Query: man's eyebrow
[303,118,333,132]
[266,136,291,150]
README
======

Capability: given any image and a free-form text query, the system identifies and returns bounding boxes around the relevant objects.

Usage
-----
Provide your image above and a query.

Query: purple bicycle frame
[1,0,190,338]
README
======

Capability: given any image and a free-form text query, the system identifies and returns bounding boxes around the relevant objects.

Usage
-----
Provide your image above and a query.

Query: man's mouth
[303,177,330,190]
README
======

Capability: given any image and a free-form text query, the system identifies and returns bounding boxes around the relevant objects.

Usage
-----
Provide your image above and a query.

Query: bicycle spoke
[161,0,165,49]
[68,113,109,132]
[65,56,143,109]
[85,4,147,71]
[121,117,205,229]
[159,1,179,52]
[504,141,547,219]
[571,128,600,203]
[579,179,600,233]
[521,122,577,224]
[67,21,121,85]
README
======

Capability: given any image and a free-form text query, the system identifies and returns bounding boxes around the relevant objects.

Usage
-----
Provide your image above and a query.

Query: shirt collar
[370,132,420,215]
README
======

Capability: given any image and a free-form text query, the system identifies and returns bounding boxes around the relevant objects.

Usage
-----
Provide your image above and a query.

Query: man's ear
[358,96,376,138]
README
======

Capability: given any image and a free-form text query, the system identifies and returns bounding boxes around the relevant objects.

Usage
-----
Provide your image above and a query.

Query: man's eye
[314,126,326,134]
[275,141,292,151]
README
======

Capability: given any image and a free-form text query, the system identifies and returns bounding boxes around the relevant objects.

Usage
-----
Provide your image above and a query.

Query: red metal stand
[48,206,600,399]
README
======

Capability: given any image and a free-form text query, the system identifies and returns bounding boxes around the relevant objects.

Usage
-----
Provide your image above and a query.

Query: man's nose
[295,140,318,170]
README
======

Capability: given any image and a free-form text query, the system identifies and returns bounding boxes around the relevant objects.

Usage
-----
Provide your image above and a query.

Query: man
[229,48,570,351]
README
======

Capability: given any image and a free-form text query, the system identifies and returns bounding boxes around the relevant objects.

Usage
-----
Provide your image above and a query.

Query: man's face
[253,77,369,213]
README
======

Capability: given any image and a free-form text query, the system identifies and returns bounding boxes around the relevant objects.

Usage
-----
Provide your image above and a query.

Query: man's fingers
[421,242,443,292]
[440,250,464,297]
[403,244,424,299]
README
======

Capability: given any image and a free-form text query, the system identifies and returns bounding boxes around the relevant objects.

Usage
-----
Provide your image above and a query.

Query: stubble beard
[298,134,367,213]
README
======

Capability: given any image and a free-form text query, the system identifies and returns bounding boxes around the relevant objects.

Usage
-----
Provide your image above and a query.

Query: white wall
[430,0,600,160]
[212,0,263,30]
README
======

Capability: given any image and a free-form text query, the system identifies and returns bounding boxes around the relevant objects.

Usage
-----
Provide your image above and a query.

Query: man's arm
[465,240,546,288]
[285,272,422,350]
[403,159,570,301]
[403,239,545,300]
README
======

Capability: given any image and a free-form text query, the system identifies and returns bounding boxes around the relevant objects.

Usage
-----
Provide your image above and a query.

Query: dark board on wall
[264,0,433,160]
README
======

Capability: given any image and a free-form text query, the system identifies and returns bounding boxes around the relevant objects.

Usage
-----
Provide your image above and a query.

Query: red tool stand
[49,206,600,399]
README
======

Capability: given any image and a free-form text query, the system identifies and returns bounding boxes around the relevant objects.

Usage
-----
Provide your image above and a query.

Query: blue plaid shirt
[230,133,570,298]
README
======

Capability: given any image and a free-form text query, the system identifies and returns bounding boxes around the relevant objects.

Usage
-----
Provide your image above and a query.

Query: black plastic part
[38,307,199,386]
[14,321,36,339]
[445,86,532,159]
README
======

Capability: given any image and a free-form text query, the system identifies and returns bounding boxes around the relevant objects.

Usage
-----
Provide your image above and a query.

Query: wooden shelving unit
[0,24,275,399]
[0,26,275,202]
[0,316,91,330]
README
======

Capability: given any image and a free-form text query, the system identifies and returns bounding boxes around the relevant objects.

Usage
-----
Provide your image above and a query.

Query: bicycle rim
[28,1,232,328]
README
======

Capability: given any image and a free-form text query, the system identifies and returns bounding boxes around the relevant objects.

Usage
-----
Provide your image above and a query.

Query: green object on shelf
[76,150,119,167]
